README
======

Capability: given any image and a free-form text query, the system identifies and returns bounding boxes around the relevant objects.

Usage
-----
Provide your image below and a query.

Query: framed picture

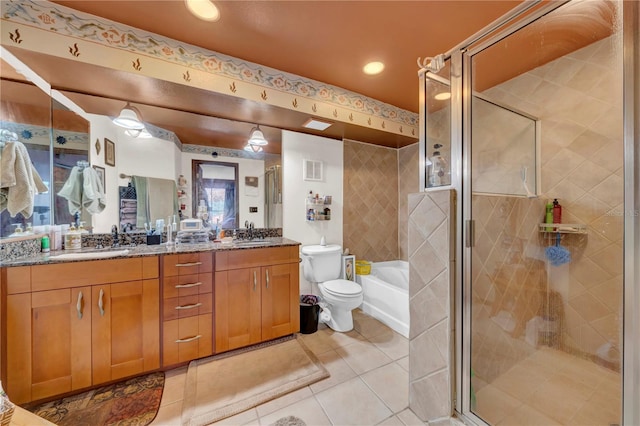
[93,165,105,191]
[342,255,356,282]
[104,138,116,167]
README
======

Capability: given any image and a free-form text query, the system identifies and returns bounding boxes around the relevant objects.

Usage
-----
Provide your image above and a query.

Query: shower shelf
[538,223,587,234]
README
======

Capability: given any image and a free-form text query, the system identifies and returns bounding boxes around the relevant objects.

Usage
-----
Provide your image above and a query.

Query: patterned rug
[24,372,164,426]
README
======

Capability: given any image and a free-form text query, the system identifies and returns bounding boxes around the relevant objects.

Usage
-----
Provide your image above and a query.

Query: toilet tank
[300,244,342,282]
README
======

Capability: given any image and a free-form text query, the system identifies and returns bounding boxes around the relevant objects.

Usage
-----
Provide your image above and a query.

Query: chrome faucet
[111,225,120,247]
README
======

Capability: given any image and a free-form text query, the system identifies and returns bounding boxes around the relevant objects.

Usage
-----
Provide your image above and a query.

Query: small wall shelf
[538,223,587,234]
[306,195,332,221]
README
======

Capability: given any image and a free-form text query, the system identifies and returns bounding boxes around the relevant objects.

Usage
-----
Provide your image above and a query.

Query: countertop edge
[0,238,301,268]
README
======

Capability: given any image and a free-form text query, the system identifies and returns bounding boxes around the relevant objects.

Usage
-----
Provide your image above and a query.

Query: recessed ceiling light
[185,0,220,22]
[303,118,333,131]
[434,92,451,100]
[363,61,384,75]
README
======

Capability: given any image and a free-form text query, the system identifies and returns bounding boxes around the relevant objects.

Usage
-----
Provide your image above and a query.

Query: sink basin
[48,249,130,261]
[232,240,273,248]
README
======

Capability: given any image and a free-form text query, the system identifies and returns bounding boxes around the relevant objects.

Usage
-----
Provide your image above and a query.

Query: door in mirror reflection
[193,160,238,229]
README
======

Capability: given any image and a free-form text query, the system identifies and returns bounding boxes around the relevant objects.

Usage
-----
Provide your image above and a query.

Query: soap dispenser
[320,236,326,246]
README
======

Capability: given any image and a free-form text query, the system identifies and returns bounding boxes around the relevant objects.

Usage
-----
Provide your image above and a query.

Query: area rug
[181,336,329,426]
[24,372,164,426]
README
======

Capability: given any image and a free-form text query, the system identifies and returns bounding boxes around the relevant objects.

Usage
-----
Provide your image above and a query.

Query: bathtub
[356,260,409,338]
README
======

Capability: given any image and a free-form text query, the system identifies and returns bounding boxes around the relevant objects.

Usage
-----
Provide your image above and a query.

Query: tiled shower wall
[408,190,453,423]
[474,35,623,370]
[398,143,420,261]
[343,140,420,263]
[343,140,398,262]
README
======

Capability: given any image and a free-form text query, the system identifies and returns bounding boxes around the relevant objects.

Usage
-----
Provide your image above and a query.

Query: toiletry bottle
[545,201,554,231]
[552,199,562,224]
[41,234,50,253]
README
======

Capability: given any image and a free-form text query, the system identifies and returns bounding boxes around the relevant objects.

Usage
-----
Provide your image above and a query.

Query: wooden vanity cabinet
[161,252,213,366]
[2,257,160,405]
[214,246,300,352]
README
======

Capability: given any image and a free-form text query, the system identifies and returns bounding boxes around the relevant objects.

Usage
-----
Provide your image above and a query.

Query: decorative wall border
[1,0,418,138]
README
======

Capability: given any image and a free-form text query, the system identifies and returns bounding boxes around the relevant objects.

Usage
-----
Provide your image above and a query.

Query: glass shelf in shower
[538,223,587,234]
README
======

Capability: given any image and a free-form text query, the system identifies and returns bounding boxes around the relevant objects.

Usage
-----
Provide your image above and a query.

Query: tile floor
[474,347,622,426]
[151,309,424,425]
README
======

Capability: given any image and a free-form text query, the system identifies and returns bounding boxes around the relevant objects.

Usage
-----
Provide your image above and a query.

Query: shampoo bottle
[545,202,554,231]
[552,199,562,224]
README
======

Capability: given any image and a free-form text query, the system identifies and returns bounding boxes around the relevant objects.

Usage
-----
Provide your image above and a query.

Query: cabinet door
[261,263,300,340]
[6,287,92,404]
[215,267,261,352]
[92,279,160,384]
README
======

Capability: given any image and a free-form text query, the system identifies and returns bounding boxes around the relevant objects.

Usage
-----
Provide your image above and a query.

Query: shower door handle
[465,220,475,248]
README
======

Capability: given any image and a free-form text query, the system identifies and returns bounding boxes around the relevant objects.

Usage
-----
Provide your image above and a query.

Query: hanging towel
[0,141,48,218]
[57,166,84,215]
[82,167,106,214]
[147,177,178,224]
[132,175,149,229]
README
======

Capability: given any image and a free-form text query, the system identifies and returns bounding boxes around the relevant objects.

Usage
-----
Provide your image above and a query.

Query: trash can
[299,295,320,334]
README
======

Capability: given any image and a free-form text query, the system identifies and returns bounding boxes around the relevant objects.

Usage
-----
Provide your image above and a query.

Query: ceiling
[2,1,614,152]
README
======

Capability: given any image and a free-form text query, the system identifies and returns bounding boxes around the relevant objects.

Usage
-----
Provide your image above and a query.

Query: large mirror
[0,59,90,239]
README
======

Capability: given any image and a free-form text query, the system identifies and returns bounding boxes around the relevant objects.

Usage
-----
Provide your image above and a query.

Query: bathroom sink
[232,240,273,248]
[48,249,130,261]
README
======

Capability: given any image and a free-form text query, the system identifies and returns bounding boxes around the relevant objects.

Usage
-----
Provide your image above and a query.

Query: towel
[82,167,106,214]
[147,177,178,225]
[57,166,83,215]
[0,141,48,218]
[132,175,149,228]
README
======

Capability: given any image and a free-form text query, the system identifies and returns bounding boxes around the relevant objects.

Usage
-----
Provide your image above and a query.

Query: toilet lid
[323,279,362,296]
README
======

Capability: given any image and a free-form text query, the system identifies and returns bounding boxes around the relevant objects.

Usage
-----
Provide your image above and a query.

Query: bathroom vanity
[0,238,300,405]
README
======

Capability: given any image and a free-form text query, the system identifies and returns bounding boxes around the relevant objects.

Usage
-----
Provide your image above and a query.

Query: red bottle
[552,199,562,224]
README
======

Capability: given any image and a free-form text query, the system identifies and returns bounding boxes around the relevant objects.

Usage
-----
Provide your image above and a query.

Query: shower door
[462,1,625,424]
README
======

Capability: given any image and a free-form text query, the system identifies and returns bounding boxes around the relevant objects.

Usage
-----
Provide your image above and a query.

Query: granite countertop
[1,237,301,267]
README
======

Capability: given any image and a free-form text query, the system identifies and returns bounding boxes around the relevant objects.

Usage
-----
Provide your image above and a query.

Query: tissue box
[146,234,161,245]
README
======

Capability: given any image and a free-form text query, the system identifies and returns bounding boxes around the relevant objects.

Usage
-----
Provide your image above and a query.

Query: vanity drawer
[163,273,212,299]
[163,253,212,277]
[163,314,212,366]
[163,293,212,321]
[215,246,299,271]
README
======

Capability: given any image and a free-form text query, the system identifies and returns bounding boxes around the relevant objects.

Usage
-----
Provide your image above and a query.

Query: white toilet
[300,243,363,332]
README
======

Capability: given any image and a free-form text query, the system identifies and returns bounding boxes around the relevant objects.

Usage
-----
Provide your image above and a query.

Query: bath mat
[181,336,329,426]
[24,371,164,426]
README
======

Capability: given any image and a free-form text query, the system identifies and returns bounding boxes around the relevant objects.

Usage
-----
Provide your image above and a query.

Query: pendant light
[112,103,145,130]
[247,125,268,147]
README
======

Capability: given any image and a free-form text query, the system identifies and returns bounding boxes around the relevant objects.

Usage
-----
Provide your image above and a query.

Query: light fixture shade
[113,103,145,130]
[248,126,268,146]
[244,143,263,152]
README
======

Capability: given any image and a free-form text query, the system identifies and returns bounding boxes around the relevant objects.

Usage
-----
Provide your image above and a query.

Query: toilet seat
[322,279,362,297]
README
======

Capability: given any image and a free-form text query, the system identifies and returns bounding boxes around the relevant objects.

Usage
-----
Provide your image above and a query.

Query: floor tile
[354,309,394,339]
[258,396,331,426]
[396,356,410,372]
[368,327,409,360]
[474,384,522,425]
[377,415,405,425]
[315,377,393,425]
[335,338,393,375]
[396,408,425,425]
[496,403,561,426]
[309,349,358,394]
[361,362,409,414]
